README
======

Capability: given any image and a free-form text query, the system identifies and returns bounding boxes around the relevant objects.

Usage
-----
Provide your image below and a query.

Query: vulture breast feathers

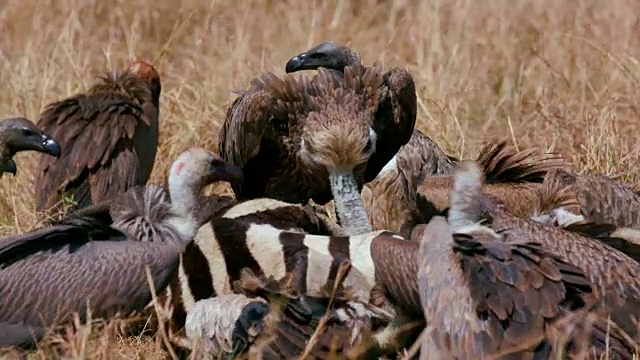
[33,59,162,216]
[218,62,416,205]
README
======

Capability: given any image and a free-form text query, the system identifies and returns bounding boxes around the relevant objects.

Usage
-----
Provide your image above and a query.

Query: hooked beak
[38,135,62,158]
[285,53,311,73]
[223,163,243,184]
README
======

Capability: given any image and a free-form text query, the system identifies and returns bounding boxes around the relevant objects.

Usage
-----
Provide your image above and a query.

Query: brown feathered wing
[34,85,158,214]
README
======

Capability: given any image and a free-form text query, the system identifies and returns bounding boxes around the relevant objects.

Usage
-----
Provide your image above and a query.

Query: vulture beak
[7,128,61,159]
[285,53,312,73]
[2,159,17,176]
[211,159,243,184]
[223,163,244,184]
[36,134,62,158]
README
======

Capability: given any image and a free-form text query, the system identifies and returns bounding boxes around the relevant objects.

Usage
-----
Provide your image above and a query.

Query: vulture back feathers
[219,63,415,207]
[33,59,161,217]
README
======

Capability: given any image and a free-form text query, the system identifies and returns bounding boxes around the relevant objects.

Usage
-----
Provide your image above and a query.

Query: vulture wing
[575,172,640,228]
[34,91,158,214]
[436,231,634,358]
[451,233,592,354]
[217,83,273,199]
[0,216,127,269]
[364,66,417,181]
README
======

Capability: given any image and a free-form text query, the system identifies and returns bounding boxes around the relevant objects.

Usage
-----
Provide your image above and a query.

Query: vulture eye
[363,139,373,153]
[271,117,288,134]
[20,128,35,137]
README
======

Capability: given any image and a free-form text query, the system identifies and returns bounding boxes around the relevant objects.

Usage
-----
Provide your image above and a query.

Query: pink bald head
[127,57,160,83]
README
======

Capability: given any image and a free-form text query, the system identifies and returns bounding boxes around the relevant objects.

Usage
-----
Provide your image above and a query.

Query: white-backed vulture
[361,129,458,232]
[392,140,565,241]
[416,161,637,359]
[0,117,60,179]
[33,59,162,218]
[434,160,640,345]
[0,147,238,349]
[219,57,416,235]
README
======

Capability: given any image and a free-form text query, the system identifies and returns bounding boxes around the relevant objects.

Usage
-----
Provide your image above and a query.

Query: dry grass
[1,0,639,357]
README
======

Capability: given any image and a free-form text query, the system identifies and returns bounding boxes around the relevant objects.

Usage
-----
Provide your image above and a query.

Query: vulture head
[168,147,243,239]
[285,41,361,74]
[127,58,162,107]
[170,147,243,191]
[219,64,396,235]
[0,117,61,177]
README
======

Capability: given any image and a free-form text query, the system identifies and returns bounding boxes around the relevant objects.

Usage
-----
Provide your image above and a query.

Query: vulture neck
[329,169,373,235]
[167,177,201,242]
[418,220,481,348]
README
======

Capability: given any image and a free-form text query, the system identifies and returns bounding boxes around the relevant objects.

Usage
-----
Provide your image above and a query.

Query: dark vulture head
[219,64,390,208]
[0,117,61,176]
[127,58,162,108]
[285,41,361,74]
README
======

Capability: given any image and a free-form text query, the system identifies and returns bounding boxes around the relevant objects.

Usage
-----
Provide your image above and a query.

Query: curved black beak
[223,163,244,184]
[40,135,61,158]
[2,159,17,176]
[285,53,310,73]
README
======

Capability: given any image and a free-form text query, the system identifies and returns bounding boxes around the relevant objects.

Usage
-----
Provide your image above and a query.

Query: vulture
[395,140,565,240]
[33,59,162,217]
[430,159,640,346]
[546,167,640,229]
[0,147,241,349]
[184,268,391,359]
[361,129,457,232]
[0,117,61,178]
[416,141,566,219]
[219,49,416,235]
[284,40,458,232]
[416,161,637,359]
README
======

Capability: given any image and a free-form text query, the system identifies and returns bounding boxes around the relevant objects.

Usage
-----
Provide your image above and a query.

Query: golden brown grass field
[1,0,640,358]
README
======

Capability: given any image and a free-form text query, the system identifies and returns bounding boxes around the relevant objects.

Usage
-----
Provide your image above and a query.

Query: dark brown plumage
[0,117,60,178]
[396,140,565,237]
[0,147,237,349]
[283,40,418,188]
[220,50,415,235]
[361,129,457,232]
[417,161,636,359]
[284,41,455,180]
[548,168,640,229]
[33,59,162,217]
[459,160,640,347]
[284,41,458,232]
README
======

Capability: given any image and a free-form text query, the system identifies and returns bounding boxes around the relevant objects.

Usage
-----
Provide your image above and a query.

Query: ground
[0,0,638,358]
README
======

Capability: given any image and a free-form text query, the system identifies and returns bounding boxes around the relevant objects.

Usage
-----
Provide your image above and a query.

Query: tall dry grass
[0,0,639,357]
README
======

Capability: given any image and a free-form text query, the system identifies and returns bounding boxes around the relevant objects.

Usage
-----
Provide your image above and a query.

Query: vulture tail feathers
[477,140,564,185]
